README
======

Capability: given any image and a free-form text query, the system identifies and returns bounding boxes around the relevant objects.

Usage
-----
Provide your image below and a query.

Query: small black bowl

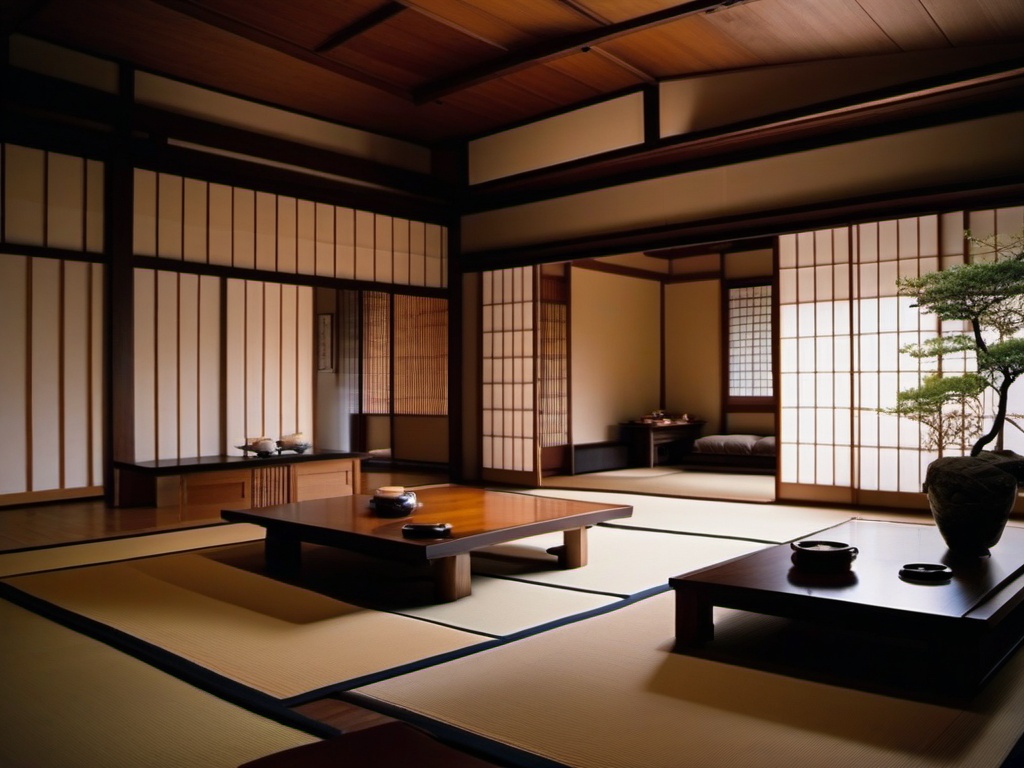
[791,540,859,572]
[369,492,418,518]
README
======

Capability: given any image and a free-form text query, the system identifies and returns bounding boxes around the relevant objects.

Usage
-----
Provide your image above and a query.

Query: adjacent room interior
[2,2,1024,766]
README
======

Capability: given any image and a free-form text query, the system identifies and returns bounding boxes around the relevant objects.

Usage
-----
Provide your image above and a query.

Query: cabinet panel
[291,459,356,501]
[182,469,251,520]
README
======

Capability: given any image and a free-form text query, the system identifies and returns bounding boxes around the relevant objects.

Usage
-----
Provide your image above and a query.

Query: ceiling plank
[149,0,410,98]
[411,0,750,103]
[314,2,406,53]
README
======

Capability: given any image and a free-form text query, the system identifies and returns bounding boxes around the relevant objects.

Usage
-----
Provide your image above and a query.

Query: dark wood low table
[619,420,704,467]
[223,485,632,602]
[670,519,1024,697]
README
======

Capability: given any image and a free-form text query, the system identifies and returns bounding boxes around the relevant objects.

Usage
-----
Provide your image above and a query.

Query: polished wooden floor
[0,468,448,552]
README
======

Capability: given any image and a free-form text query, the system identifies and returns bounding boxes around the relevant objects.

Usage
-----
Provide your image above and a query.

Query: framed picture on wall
[317,313,334,372]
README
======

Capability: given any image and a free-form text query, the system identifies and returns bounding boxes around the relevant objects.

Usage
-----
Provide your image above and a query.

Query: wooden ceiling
[6,0,1024,145]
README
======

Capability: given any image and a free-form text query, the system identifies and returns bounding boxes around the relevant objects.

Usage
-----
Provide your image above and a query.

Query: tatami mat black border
[285,586,672,706]
[339,694,571,768]
[0,581,337,740]
[0,521,242,556]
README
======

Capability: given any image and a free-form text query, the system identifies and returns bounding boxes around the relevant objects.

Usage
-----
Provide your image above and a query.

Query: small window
[727,282,773,406]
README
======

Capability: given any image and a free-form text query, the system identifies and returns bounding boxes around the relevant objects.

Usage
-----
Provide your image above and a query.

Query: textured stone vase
[923,451,1024,557]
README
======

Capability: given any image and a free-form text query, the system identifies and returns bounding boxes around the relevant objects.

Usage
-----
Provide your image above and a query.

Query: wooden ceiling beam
[150,0,410,98]
[411,0,748,104]
[314,2,406,53]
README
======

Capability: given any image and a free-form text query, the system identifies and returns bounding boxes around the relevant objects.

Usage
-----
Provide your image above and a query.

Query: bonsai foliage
[886,231,1024,457]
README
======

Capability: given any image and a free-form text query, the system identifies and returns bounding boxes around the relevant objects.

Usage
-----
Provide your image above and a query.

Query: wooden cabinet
[291,459,357,501]
[182,469,252,521]
[114,453,362,519]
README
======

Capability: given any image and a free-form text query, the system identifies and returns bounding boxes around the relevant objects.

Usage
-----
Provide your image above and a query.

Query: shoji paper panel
[0,254,104,500]
[4,145,45,245]
[31,258,61,491]
[0,255,29,494]
[225,279,314,454]
[779,206,1023,503]
[131,171,446,287]
[135,269,223,462]
[3,146,107,253]
[482,267,535,473]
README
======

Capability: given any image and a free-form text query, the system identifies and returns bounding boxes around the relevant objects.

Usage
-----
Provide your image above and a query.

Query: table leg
[559,527,588,568]
[434,553,471,602]
[264,530,301,578]
[673,585,714,648]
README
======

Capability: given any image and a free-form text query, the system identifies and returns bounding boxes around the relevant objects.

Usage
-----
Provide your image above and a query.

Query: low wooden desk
[223,485,632,602]
[670,519,1024,697]
[620,420,704,467]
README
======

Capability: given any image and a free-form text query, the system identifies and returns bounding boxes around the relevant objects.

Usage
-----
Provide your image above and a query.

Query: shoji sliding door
[0,144,105,505]
[481,267,540,485]
[779,205,1024,508]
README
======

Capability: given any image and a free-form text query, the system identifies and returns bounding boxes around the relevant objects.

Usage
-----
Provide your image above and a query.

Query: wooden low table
[670,519,1024,697]
[223,485,632,602]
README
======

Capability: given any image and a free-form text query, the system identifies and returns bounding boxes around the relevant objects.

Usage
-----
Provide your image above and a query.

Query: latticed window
[727,283,773,401]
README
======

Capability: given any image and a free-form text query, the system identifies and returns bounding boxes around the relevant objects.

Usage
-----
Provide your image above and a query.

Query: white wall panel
[47,153,85,251]
[315,202,334,277]
[156,270,180,460]
[62,261,90,488]
[0,256,28,493]
[277,197,298,274]
[296,200,315,275]
[245,282,265,436]
[255,192,277,272]
[233,188,256,270]
[354,210,375,281]
[183,178,208,263]
[178,273,200,458]
[208,183,233,267]
[157,173,183,259]
[90,263,104,484]
[134,269,157,462]
[374,214,393,285]
[279,285,299,436]
[198,275,222,456]
[85,160,104,253]
[263,285,282,438]
[31,259,61,491]
[336,207,355,280]
[5,145,45,245]
[462,112,1024,256]
[133,169,158,257]
[225,279,246,448]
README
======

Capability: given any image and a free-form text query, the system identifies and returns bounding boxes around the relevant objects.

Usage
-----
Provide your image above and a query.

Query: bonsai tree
[884,230,1024,457]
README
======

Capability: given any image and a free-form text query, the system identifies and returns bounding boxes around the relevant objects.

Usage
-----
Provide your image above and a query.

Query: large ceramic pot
[923,451,1024,557]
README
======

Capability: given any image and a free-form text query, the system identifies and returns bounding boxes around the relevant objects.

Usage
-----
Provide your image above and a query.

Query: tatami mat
[517,488,854,543]
[0,599,318,768]
[351,592,1024,768]
[0,523,265,577]
[473,525,765,596]
[195,540,622,637]
[542,467,776,502]
[3,552,487,700]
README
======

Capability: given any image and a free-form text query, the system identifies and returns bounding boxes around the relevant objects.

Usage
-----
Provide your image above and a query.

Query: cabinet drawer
[290,459,356,502]
[182,470,251,520]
